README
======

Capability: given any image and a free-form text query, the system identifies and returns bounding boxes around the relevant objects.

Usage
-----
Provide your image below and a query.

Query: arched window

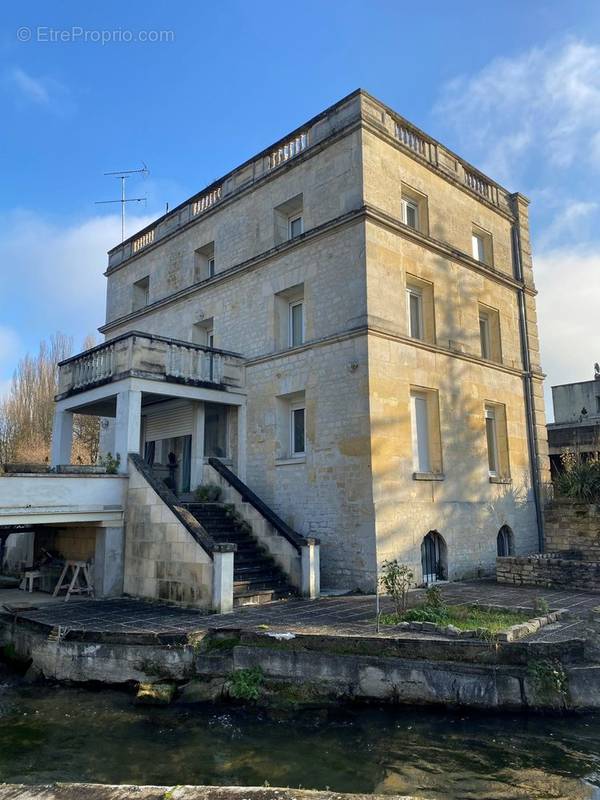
[497,525,514,557]
[421,531,447,584]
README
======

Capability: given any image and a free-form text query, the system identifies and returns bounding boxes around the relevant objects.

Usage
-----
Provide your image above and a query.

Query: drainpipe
[511,221,545,552]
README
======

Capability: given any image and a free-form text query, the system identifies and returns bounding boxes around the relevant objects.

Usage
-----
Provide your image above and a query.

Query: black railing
[208,457,318,553]
[129,453,235,558]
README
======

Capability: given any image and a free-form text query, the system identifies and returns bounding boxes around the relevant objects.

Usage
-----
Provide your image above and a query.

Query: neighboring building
[547,370,600,475]
[2,90,550,604]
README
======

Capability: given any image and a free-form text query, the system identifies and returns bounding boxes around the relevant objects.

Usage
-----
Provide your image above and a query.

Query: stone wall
[497,553,600,592]
[545,500,600,560]
[125,462,213,607]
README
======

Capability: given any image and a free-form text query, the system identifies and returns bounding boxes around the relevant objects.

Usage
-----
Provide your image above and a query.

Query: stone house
[3,90,549,607]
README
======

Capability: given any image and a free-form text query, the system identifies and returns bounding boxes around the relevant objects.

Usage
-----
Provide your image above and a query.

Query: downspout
[511,221,545,552]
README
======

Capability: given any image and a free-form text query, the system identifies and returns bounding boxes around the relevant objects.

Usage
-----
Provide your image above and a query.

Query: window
[276,390,306,462]
[132,276,150,311]
[497,525,514,557]
[406,275,435,343]
[471,226,493,265]
[479,312,491,360]
[289,300,304,347]
[485,407,499,477]
[401,198,419,230]
[191,318,214,347]
[400,186,428,234]
[289,214,303,240]
[274,194,303,245]
[410,388,442,476]
[478,304,502,363]
[290,404,305,456]
[485,402,510,480]
[406,286,424,340]
[194,242,215,281]
[275,283,304,350]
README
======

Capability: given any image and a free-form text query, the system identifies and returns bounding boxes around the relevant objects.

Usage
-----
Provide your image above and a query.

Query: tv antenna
[95,163,149,242]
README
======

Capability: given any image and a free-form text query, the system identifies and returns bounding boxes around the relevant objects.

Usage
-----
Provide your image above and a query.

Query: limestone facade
[93,89,548,591]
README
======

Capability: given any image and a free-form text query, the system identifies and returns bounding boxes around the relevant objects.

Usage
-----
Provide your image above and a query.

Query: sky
[1,1,599,420]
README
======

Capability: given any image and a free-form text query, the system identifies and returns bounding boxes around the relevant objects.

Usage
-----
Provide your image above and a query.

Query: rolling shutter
[143,401,193,442]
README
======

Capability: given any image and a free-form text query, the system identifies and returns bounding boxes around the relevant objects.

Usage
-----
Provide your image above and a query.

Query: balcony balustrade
[56,331,244,399]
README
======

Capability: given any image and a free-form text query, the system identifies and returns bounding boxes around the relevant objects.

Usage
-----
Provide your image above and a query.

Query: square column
[50,409,74,467]
[94,525,124,597]
[212,549,234,613]
[115,389,142,473]
[301,541,320,599]
[190,401,206,490]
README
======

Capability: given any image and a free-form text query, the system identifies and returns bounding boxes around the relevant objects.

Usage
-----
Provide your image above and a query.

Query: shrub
[379,559,414,614]
[99,452,120,474]
[424,585,445,610]
[227,667,264,701]
[533,597,549,615]
[555,452,600,503]
[194,483,222,502]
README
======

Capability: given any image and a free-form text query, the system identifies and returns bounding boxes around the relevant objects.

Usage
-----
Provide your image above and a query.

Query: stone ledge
[0,785,424,800]
[390,608,566,642]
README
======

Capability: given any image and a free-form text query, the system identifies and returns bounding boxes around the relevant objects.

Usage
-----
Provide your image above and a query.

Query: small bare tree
[380,559,414,615]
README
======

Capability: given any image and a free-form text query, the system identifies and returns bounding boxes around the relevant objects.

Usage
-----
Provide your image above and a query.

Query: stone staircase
[182,502,296,606]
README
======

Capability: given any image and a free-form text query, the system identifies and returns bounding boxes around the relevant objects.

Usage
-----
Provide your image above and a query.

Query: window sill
[413,472,445,481]
[489,476,512,484]
[275,456,306,467]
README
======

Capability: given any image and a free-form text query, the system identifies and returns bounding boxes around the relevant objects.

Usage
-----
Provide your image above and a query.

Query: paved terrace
[3,580,599,644]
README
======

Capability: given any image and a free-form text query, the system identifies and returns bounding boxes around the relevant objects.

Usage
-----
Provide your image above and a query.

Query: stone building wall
[125,462,213,606]
[544,500,600,560]
[497,553,600,592]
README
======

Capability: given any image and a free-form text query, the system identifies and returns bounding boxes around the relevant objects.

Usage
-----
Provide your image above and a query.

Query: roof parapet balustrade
[56,331,245,399]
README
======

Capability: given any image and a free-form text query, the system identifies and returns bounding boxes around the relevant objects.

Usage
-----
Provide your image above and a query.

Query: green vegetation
[99,451,120,474]
[380,599,532,634]
[379,559,414,614]
[194,483,222,502]
[227,667,264,701]
[555,452,600,503]
[528,659,569,706]
[200,635,240,655]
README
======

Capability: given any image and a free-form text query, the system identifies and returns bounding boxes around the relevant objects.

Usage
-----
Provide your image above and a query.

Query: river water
[1,675,600,799]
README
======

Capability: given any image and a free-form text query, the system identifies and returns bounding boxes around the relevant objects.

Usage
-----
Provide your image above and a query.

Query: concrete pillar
[94,525,124,597]
[301,541,320,599]
[212,549,234,613]
[114,389,142,473]
[237,402,247,482]
[50,409,74,467]
[190,401,206,490]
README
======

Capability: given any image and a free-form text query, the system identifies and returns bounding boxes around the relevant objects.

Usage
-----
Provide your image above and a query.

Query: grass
[380,603,533,633]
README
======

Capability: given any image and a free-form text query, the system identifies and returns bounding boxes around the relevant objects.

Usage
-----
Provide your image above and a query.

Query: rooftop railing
[107,91,514,271]
[57,331,245,399]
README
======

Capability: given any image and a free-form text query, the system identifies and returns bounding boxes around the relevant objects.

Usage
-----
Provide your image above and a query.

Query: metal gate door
[421,531,444,584]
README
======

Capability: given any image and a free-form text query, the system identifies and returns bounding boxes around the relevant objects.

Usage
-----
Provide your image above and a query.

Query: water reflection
[1,677,600,799]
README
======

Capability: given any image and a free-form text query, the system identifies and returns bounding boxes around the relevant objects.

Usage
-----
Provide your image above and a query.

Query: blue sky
[1,1,599,418]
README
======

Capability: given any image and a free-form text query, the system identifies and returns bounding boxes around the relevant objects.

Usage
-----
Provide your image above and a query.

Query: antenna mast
[95,163,149,242]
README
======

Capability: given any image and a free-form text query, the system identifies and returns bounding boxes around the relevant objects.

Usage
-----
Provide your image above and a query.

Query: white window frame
[406,286,424,340]
[288,299,304,348]
[288,214,303,240]
[401,197,419,230]
[207,256,216,278]
[472,232,486,262]
[479,311,491,360]
[411,391,431,473]
[485,406,499,477]
[290,403,306,457]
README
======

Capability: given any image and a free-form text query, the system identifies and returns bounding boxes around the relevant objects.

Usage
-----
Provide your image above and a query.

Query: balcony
[56,331,245,400]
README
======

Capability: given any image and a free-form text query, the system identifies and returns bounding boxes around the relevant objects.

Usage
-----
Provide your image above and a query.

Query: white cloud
[0,210,155,384]
[6,67,73,114]
[9,67,51,105]
[435,39,600,183]
[535,246,600,418]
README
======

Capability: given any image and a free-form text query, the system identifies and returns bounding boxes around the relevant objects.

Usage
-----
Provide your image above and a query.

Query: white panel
[411,393,430,473]
[143,401,194,442]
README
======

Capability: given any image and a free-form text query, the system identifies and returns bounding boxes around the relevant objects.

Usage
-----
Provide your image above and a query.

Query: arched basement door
[497,525,514,557]
[421,531,447,584]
